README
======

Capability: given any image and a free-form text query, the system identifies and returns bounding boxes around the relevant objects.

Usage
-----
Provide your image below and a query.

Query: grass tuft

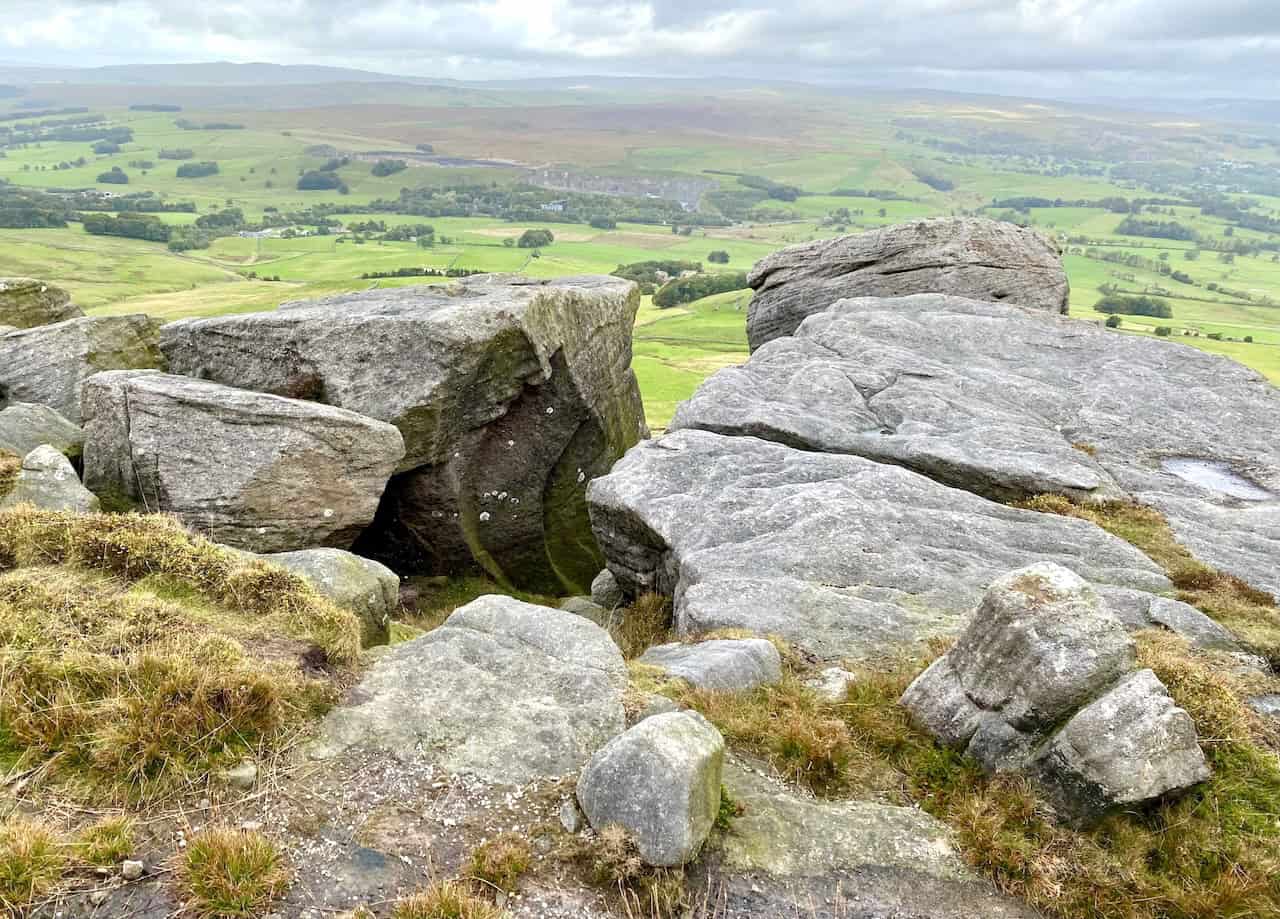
[75,816,135,867]
[0,818,66,914]
[390,880,505,919]
[610,592,673,659]
[466,833,531,892]
[576,824,688,919]
[178,828,289,919]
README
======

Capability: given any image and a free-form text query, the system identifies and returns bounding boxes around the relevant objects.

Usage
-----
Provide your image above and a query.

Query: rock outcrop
[0,315,164,422]
[157,275,647,593]
[0,445,99,513]
[0,403,84,460]
[0,278,83,329]
[638,639,782,691]
[745,218,1068,350]
[81,372,404,552]
[902,564,1208,824]
[674,293,1280,598]
[588,428,1171,660]
[576,711,724,866]
[313,596,628,784]
[260,548,399,646]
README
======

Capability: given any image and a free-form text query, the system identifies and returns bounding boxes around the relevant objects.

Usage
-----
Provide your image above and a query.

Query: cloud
[0,0,1275,98]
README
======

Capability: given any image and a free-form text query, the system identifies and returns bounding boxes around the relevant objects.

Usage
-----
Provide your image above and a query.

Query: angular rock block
[745,217,1068,349]
[0,445,99,513]
[0,278,83,329]
[158,275,648,593]
[260,548,400,646]
[81,372,404,553]
[0,403,84,460]
[639,639,782,691]
[0,315,164,423]
[576,711,724,866]
[313,595,627,783]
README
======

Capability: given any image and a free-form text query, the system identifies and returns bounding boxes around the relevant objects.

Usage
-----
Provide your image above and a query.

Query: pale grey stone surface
[261,548,400,646]
[0,444,99,513]
[0,403,83,460]
[639,639,782,691]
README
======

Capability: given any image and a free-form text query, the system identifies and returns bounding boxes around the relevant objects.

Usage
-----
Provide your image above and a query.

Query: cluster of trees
[371,159,407,177]
[176,161,219,178]
[175,119,244,131]
[518,228,554,248]
[911,169,954,192]
[708,250,730,264]
[129,104,181,112]
[358,266,481,280]
[2,122,130,148]
[589,216,617,229]
[297,170,346,192]
[0,106,89,123]
[830,188,909,200]
[96,167,128,185]
[654,271,748,308]
[381,223,436,245]
[194,207,245,230]
[92,140,121,155]
[82,212,171,242]
[371,183,690,226]
[0,182,73,228]
[612,260,701,292]
[158,148,195,160]
[128,159,154,170]
[1093,294,1174,318]
[1115,216,1199,242]
[991,195,1139,214]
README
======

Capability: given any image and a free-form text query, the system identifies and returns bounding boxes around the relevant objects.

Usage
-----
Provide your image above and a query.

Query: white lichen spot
[507,440,515,447]
[322,508,335,519]
[577,471,586,483]
[479,511,491,522]
[545,407,555,415]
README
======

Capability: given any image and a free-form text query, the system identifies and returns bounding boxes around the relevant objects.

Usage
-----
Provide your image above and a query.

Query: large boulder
[674,293,1280,598]
[902,564,1208,824]
[588,429,1171,661]
[745,218,1068,350]
[0,445,99,513]
[312,595,627,784]
[81,372,404,552]
[0,278,83,329]
[0,315,164,423]
[639,639,782,691]
[260,548,399,646]
[576,711,724,866]
[157,275,647,593]
[0,403,84,460]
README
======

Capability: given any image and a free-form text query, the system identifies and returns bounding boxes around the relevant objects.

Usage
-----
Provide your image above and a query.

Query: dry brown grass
[575,824,688,919]
[0,451,19,502]
[177,828,289,919]
[75,816,135,867]
[390,880,505,919]
[0,817,66,914]
[610,592,673,660]
[466,833,531,892]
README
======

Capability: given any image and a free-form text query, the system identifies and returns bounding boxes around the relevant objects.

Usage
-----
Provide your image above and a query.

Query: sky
[0,0,1276,99]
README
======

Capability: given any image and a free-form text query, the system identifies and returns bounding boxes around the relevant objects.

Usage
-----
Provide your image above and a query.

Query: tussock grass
[178,828,289,919]
[610,593,673,660]
[466,833,531,892]
[1018,495,1280,664]
[0,508,359,799]
[75,816,135,867]
[399,575,558,636]
[575,824,688,919]
[0,817,66,914]
[0,452,19,502]
[390,880,505,919]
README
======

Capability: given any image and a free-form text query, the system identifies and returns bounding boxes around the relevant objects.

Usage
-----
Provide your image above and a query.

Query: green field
[4,86,1280,428]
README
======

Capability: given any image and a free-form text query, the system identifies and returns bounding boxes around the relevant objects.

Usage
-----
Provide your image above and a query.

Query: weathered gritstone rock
[81,371,405,553]
[639,639,782,691]
[588,429,1171,660]
[0,403,84,460]
[590,567,624,608]
[712,762,1037,917]
[0,445,99,513]
[0,315,164,423]
[745,218,1068,350]
[676,293,1280,599]
[0,278,83,329]
[158,275,648,593]
[1031,669,1210,826]
[313,595,628,784]
[576,711,724,866]
[260,548,399,646]
[902,564,1208,824]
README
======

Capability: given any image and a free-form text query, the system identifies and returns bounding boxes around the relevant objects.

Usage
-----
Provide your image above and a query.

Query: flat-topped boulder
[312,595,627,784]
[260,548,400,646]
[158,274,647,593]
[0,315,164,423]
[588,429,1172,660]
[745,218,1068,350]
[674,293,1280,597]
[0,445,99,513]
[81,371,404,553]
[0,278,83,329]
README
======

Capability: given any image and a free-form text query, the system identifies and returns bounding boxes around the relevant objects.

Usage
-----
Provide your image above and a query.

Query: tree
[707,250,730,264]
[518,228,554,248]
[1105,315,1122,328]
[371,159,407,177]
[96,167,128,185]
[297,170,345,192]
[589,216,617,230]
[92,141,120,155]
